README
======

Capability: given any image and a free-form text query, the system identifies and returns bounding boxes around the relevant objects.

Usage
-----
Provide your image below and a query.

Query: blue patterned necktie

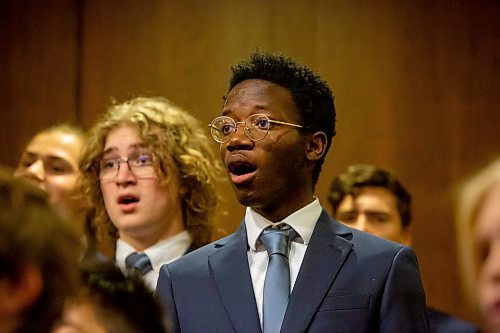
[259,224,298,333]
[125,252,153,276]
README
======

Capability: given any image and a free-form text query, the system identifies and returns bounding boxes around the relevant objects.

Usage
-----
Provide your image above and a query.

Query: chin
[234,189,260,208]
[235,194,253,207]
[115,219,145,231]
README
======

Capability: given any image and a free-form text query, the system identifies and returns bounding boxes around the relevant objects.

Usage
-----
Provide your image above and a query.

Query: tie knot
[125,252,152,276]
[260,224,297,257]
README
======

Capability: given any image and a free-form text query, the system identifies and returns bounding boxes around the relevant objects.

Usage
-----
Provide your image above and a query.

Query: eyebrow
[20,151,38,160]
[46,155,73,163]
[44,156,76,172]
[338,209,357,214]
[22,152,74,164]
[101,147,118,156]
[221,108,232,117]
[365,211,391,218]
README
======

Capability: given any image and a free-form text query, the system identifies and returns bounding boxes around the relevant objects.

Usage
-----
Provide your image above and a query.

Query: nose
[226,123,253,152]
[114,160,137,185]
[17,160,46,183]
[352,215,371,233]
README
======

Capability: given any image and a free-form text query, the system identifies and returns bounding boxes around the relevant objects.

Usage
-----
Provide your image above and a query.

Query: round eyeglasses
[98,152,156,182]
[208,114,303,143]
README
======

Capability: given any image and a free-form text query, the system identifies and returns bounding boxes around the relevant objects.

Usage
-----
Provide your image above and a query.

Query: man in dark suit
[156,50,429,332]
[328,164,480,333]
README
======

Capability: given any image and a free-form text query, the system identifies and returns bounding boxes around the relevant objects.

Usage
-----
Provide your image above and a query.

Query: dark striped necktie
[125,252,153,276]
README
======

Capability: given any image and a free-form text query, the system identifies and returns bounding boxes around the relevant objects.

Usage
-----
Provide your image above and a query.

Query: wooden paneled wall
[1,0,499,325]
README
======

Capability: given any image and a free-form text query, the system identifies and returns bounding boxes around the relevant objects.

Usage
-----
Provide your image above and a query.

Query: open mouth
[227,161,257,185]
[118,195,139,205]
[228,161,257,176]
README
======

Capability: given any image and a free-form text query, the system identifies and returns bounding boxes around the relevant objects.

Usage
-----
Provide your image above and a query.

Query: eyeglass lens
[209,114,271,143]
[98,153,155,181]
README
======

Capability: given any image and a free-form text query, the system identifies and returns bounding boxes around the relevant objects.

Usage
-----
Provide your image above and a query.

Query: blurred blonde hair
[456,156,500,312]
[79,97,222,247]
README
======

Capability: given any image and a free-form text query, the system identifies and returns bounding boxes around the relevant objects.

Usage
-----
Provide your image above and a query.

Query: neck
[119,222,186,252]
[254,195,315,222]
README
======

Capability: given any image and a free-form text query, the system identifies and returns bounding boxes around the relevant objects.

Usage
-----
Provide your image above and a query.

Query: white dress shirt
[245,198,322,327]
[115,230,192,291]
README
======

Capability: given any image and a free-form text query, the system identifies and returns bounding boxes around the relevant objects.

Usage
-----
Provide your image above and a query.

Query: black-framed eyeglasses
[208,114,303,143]
[98,152,156,182]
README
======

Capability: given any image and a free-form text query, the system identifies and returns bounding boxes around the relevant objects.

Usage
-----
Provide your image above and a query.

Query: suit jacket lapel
[209,221,262,333]
[281,210,353,333]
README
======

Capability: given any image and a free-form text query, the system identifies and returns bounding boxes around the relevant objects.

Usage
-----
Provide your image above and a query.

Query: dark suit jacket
[427,307,480,333]
[156,210,429,332]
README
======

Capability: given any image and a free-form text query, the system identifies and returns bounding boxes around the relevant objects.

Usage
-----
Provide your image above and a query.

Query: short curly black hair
[328,164,412,228]
[228,50,336,185]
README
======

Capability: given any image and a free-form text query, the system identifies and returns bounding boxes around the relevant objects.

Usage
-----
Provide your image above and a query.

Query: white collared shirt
[115,230,192,291]
[245,198,322,327]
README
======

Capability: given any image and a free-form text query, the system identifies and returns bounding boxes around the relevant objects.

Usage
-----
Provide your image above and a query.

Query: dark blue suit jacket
[156,210,429,332]
[427,307,480,333]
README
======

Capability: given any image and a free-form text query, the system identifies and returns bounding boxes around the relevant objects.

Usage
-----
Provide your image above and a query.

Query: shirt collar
[116,230,192,272]
[246,197,322,251]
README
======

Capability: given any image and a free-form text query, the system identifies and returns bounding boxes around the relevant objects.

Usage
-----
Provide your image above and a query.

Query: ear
[0,264,43,316]
[305,131,328,162]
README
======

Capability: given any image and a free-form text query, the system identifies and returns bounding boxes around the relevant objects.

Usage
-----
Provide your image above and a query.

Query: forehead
[339,186,399,212]
[103,124,143,149]
[25,131,83,162]
[223,79,299,120]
